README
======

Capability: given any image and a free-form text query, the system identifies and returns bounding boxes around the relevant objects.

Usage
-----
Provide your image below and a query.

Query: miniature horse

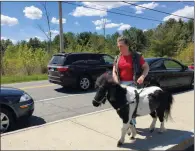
[92,72,174,147]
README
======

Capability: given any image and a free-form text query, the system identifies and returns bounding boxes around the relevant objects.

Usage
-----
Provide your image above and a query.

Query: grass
[1,74,48,84]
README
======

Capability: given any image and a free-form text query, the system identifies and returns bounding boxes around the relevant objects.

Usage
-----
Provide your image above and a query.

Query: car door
[87,54,108,81]
[67,54,89,79]
[163,59,192,87]
[148,59,169,88]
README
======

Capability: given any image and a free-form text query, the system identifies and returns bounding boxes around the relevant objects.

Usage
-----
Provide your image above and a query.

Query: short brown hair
[117,36,130,46]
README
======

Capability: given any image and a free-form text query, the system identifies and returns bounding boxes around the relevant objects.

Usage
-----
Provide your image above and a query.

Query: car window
[66,54,90,65]
[150,60,166,70]
[49,55,66,65]
[164,60,182,70]
[102,55,114,64]
[87,60,102,65]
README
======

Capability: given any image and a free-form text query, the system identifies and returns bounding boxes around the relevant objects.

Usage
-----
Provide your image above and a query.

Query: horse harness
[116,83,148,118]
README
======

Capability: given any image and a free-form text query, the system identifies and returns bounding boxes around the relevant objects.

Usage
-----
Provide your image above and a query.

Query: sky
[1,1,194,44]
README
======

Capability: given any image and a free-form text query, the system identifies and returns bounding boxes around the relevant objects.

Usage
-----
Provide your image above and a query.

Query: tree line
[1,18,194,76]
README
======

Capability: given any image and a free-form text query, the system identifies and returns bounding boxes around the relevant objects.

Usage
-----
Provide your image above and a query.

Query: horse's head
[92,71,117,107]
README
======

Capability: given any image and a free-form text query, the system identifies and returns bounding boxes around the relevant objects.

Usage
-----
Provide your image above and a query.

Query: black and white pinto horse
[92,72,174,147]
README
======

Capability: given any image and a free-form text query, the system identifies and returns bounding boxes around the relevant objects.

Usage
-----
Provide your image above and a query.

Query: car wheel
[1,108,15,133]
[78,75,91,91]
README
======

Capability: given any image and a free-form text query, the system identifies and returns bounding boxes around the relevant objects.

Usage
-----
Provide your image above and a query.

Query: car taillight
[57,66,69,72]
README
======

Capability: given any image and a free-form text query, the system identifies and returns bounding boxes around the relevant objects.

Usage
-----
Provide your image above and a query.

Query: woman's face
[117,41,129,54]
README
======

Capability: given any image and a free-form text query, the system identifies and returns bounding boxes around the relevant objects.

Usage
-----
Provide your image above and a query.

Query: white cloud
[46,30,59,36]
[75,21,80,25]
[106,23,123,29]
[163,6,194,21]
[71,2,132,17]
[92,18,130,31]
[1,37,7,40]
[118,24,131,31]
[50,30,59,35]
[34,36,44,41]
[135,2,159,14]
[82,2,130,10]
[23,6,42,19]
[71,6,107,17]
[92,18,111,26]
[1,36,17,44]
[143,29,148,32]
[51,17,66,24]
[1,14,18,26]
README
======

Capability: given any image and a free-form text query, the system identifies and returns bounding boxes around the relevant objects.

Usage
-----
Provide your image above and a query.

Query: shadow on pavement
[121,128,194,150]
[13,115,46,131]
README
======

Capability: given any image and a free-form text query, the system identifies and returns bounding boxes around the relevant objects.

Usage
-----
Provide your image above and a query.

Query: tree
[122,27,147,52]
[37,2,52,53]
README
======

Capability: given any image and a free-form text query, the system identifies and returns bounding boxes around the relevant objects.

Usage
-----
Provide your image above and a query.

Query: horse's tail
[160,90,174,121]
[151,89,174,121]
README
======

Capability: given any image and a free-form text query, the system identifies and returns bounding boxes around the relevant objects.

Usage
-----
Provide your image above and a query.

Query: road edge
[1,108,113,136]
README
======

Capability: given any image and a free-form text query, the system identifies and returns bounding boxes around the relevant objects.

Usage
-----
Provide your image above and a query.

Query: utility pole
[102,17,106,38]
[59,1,64,53]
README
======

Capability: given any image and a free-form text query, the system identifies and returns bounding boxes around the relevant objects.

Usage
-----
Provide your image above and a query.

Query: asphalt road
[2,80,194,133]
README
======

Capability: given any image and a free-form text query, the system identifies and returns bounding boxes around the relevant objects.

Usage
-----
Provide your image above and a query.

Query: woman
[112,36,150,127]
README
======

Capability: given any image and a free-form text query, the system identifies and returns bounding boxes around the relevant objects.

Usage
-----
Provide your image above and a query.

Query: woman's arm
[112,65,119,83]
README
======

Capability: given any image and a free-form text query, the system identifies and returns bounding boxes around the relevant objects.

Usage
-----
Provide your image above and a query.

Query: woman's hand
[137,75,145,84]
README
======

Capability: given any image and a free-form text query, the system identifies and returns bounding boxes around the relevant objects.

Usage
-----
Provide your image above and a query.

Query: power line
[85,2,161,21]
[65,2,163,23]
[123,1,194,20]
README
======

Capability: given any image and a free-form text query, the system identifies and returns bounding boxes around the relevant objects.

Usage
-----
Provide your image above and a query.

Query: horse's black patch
[148,89,173,121]
[108,84,129,124]
[148,90,162,112]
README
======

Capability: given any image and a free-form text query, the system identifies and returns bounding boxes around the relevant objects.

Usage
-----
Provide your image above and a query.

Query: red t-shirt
[118,54,145,81]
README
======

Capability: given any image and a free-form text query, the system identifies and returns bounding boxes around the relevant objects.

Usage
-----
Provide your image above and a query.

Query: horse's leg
[157,108,166,133]
[149,111,157,133]
[117,123,129,147]
[129,124,137,140]
[127,126,131,136]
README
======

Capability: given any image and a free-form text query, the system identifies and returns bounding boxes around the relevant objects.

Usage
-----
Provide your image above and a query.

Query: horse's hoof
[130,136,135,140]
[127,132,131,136]
[117,141,123,147]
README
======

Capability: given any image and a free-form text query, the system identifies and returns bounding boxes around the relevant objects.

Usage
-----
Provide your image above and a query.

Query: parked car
[144,57,194,89]
[48,52,114,91]
[0,87,34,133]
[188,63,194,70]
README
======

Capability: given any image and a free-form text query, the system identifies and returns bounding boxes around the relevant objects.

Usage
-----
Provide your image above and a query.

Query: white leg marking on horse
[127,127,131,136]
[130,124,137,138]
[119,123,129,144]
[159,122,166,133]
[149,117,157,132]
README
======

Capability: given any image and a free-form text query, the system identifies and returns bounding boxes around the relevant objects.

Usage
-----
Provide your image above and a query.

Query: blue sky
[1,1,194,43]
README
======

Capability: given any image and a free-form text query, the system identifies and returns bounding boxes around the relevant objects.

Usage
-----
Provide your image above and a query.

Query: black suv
[47,52,114,90]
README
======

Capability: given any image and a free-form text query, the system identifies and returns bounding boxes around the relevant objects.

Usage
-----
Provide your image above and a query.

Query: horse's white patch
[126,86,162,116]
[159,121,166,133]
[150,117,157,131]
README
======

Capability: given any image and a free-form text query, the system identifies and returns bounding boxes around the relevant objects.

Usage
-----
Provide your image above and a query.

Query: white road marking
[35,92,95,103]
